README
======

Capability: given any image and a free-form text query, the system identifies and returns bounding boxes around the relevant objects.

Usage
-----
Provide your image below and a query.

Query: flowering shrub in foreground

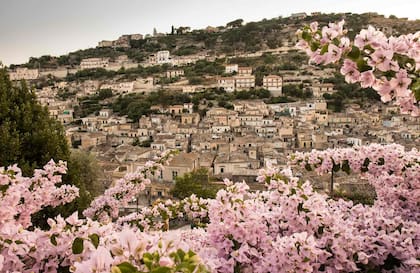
[0,155,208,273]
[0,144,418,272]
[296,20,420,116]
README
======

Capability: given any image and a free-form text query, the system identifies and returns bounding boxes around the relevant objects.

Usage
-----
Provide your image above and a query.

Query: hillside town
[6,12,420,204]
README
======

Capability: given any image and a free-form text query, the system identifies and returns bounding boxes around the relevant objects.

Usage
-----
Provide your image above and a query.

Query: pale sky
[1,0,419,65]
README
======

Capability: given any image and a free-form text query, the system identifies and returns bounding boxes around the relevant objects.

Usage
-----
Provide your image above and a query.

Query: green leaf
[72,237,84,255]
[302,30,312,42]
[356,58,372,72]
[177,249,186,261]
[320,44,329,55]
[341,160,351,174]
[411,78,420,101]
[151,267,171,273]
[88,233,100,249]
[332,163,340,172]
[0,184,9,194]
[347,46,360,61]
[143,252,154,269]
[50,234,58,246]
[111,266,122,273]
[363,44,374,53]
[310,41,320,51]
[117,262,139,273]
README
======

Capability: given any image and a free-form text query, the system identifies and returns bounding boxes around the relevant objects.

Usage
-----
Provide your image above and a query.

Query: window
[220,167,224,173]
[172,171,178,180]
[157,191,163,197]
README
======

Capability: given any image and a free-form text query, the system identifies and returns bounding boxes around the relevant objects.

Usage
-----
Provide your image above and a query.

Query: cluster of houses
[7,50,208,81]
[15,55,420,190]
[217,64,284,96]
[54,96,418,201]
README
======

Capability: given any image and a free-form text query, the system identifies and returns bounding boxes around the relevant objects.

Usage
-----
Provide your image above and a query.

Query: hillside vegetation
[13,12,420,69]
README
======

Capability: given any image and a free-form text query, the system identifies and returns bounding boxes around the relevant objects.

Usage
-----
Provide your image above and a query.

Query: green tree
[226,19,244,28]
[0,68,102,228]
[0,69,69,175]
[65,150,105,211]
[97,88,113,100]
[171,168,218,199]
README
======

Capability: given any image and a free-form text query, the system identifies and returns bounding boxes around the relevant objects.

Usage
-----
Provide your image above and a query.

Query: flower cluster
[297,20,420,116]
[83,151,174,222]
[290,143,419,221]
[0,144,418,273]
[0,160,79,228]
[116,194,210,231]
[0,160,79,272]
[0,162,209,273]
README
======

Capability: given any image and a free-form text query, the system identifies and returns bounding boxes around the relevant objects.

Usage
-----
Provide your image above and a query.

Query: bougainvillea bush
[0,143,418,273]
[296,20,419,116]
[1,22,419,273]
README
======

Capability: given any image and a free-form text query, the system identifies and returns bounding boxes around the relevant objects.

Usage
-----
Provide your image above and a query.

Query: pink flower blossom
[373,77,393,102]
[159,256,174,267]
[390,70,412,98]
[340,59,360,83]
[368,48,395,71]
[360,70,376,88]
[310,22,318,32]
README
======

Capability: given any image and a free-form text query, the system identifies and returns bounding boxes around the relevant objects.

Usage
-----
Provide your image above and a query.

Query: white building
[235,75,255,90]
[225,64,238,74]
[263,75,283,96]
[130,34,143,40]
[238,67,252,75]
[98,40,113,47]
[312,83,335,97]
[99,109,113,118]
[157,51,171,64]
[100,81,134,93]
[290,12,307,19]
[217,77,235,92]
[166,69,184,78]
[81,80,100,96]
[347,137,362,146]
[8,68,39,80]
[80,58,109,70]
